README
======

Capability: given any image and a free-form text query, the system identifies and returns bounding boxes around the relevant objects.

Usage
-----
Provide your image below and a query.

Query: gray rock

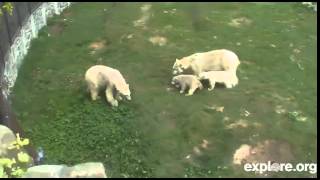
[0,125,16,157]
[0,125,33,167]
[22,165,67,178]
[22,162,107,178]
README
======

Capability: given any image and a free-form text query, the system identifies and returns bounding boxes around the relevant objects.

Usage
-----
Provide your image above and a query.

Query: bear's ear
[175,58,179,62]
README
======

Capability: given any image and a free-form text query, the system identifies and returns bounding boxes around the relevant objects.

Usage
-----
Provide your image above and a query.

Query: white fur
[85,65,131,107]
[199,71,238,91]
[171,75,203,96]
[172,49,240,76]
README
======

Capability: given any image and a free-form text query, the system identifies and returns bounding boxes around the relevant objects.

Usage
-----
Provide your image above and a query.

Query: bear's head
[116,83,131,101]
[171,77,178,87]
[172,58,191,75]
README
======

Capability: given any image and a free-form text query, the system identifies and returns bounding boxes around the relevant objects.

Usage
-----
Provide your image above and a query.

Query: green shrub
[0,134,31,178]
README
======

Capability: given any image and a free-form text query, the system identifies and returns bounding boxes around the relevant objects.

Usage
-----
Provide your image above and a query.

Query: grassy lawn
[11,2,316,178]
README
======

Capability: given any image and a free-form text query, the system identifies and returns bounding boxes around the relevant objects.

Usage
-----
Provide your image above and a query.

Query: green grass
[11,2,316,178]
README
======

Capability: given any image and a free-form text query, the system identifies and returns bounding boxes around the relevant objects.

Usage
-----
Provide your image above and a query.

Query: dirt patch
[225,119,262,130]
[163,8,177,14]
[228,17,252,28]
[62,10,72,18]
[233,139,294,166]
[226,119,249,129]
[149,36,167,46]
[184,139,210,162]
[133,4,152,29]
[205,105,224,113]
[88,40,107,51]
[141,4,152,12]
[274,105,287,114]
[49,22,65,36]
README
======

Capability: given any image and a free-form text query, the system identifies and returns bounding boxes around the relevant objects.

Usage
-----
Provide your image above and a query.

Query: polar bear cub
[85,65,131,107]
[198,71,238,91]
[172,49,240,76]
[171,75,203,96]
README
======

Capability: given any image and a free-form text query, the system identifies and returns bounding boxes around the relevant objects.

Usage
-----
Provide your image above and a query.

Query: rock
[0,125,16,157]
[0,125,34,167]
[23,162,107,178]
[185,154,191,159]
[22,165,67,178]
[61,162,107,178]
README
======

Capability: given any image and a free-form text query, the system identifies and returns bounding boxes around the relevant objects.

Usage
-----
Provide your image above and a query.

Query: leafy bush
[0,134,31,178]
[0,2,13,16]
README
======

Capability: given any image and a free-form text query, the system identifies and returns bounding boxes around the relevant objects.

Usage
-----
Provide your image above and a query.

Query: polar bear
[198,71,238,91]
[172,49,240,76]
[171,75,203,96]
[85,65,131,107]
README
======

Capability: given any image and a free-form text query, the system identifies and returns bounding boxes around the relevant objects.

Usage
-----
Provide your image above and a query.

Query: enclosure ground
[12,2,317,178]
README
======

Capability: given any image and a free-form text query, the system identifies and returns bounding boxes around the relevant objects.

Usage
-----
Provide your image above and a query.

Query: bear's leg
[186,86,196,96]
[208,80,215,91]
[116,92,123,101]
[105,87,118,107]
[180,84,186,94]
[225,82,233,88]
[232,76,239,87]
[88,83,99,101]
[186,83,198,96]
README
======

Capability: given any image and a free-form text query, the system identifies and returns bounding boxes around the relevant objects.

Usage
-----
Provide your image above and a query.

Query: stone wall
[1,2,71,98]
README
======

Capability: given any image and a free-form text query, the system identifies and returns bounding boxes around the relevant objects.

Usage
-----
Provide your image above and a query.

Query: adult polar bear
[172,49,240,76]
[85,65,131,107]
